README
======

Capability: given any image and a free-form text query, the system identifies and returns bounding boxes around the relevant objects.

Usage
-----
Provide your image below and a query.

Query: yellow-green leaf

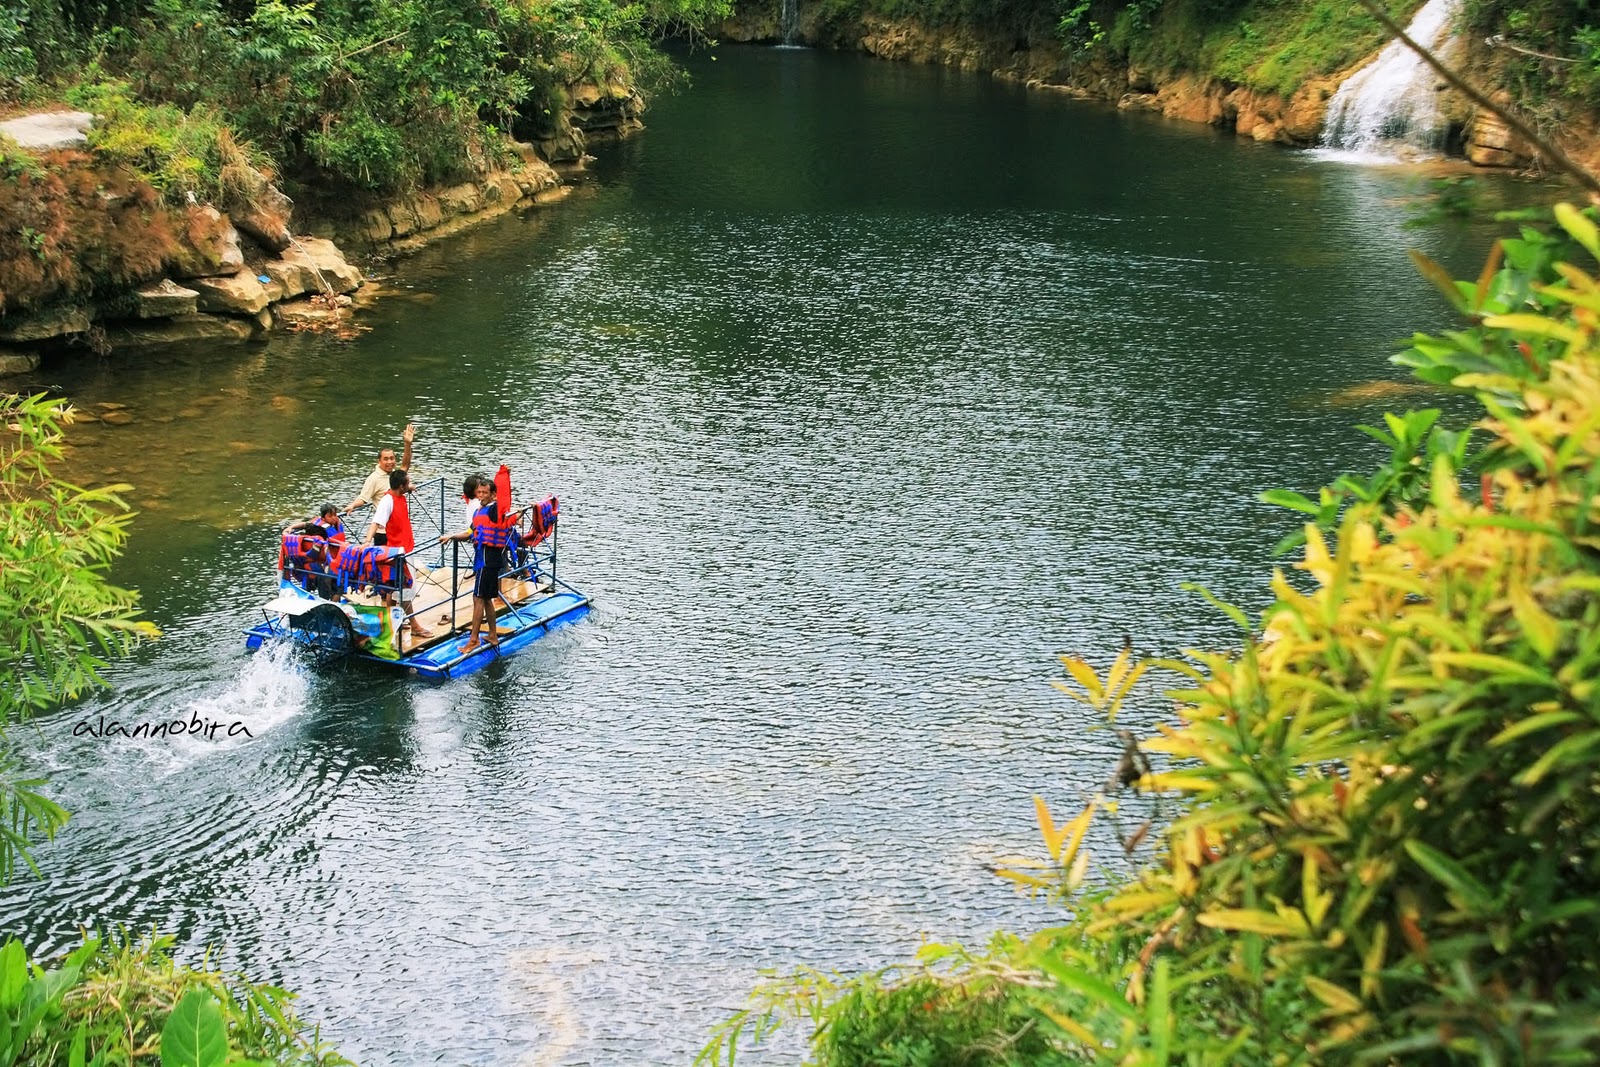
[1431,652,1556,688]
[1196,908,1310,938]
[1404,841,1492,911]
[1554,202,1600,262]
[1510,589,1562,661]
[1488,710,1583,747]
[1481,313,1580,343]
[1304,975,1363,1015]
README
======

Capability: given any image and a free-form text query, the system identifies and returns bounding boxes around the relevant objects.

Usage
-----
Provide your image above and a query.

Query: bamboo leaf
[1510,589,1562,661]
[1430,652,1557,689]
[1033,1002,1102,1048]
[1487,710,1583,747]
[1514,730,1600,787]
[1138,772,1214,794]
[1404,841,1492,911]
[1058,803,1096,871]
[1481,313,1580,343]
[1034,796,1067,861]
[1148,957,1171,1064]
[1259,489,1323,516]
[1057,656,1104,704]
[1304,975,1363,1016]
[1195,908,1310,938]
[1033,956,1139,1021]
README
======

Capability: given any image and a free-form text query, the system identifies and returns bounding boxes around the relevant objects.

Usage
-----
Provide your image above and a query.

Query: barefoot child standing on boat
[461,473,512,653]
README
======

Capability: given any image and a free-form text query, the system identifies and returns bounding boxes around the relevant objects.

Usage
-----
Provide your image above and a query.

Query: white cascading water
[778,0,800,46]
[1319,0,1461,158]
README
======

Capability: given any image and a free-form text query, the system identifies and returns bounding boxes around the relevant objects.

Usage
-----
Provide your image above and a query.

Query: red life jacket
[526,496,559,547]
[472,507,511,548]
[383,489,415,552]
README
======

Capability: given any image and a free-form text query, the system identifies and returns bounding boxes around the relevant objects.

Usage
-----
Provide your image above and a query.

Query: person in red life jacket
[460,479,510,654]
[344,422,415,515]
[317,502,349,545]
[280,503,347,598]
[286,503,350,545]
[365,469,433,642]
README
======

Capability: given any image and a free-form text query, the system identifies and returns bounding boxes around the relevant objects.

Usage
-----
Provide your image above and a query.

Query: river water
[3,44,1544,1066]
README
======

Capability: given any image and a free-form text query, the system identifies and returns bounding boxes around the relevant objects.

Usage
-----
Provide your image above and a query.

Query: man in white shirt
[345,422,415,514]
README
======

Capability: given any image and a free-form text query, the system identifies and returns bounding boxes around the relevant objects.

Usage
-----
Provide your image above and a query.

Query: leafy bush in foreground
[0,931,350,1066]
[699,204,1600,1065]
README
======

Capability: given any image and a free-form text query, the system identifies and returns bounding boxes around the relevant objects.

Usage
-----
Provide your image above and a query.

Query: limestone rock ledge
[0,236,365,368]
[0,151,569,373]
[329,154,562,252]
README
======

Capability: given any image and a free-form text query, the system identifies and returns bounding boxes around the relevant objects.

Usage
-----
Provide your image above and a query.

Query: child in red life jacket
[315,502,348,545]
[460,479,509,654]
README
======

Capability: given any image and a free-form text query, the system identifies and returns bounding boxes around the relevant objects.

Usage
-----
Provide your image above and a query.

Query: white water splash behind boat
[1319,0,1461,159]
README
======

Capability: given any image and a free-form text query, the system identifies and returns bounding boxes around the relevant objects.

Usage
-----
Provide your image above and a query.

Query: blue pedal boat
[245,476,590,679]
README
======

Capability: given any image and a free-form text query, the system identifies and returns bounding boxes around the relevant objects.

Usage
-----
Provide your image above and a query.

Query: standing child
[441,475,484,624]
[461,479,509,653]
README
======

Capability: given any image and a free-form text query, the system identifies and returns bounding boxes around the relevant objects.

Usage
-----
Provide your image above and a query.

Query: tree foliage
[0,394,156,881]
[1,0,730,195]
[700,204,1600,1065]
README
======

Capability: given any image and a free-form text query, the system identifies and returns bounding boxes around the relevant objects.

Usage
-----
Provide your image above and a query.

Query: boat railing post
[451,539,460,633]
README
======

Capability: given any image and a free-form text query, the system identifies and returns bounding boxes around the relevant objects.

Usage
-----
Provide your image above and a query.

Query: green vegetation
[1113,0,1417,96]
[788,0,1600,107]
[1,396,345,1065]
[0,0,730,198]
[699,202,1600,1064]
[0,394,155,879]
[0,931,349,1066]
[1462,0,1600,109]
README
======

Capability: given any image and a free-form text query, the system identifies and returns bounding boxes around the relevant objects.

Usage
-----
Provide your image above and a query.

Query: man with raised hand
[345,422,415,514]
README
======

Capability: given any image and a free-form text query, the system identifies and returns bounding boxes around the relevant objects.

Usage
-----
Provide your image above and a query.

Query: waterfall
[778,0,800,46]
[1318,0,1460,158]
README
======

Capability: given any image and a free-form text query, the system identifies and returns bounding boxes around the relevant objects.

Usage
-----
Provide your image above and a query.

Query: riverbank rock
[190,270,271,315]
[1466,95,1533,168]
[0,303,91,343]
[226,168,295,253]
[274,298,348,327]
[0,111,94,150]
[261,239,363,300]
[103,312,258,348]
[0,347,40,376]
[134,279,199,318]
[858,16,994,71]
[169,205,245,279]
[569,79,645,142]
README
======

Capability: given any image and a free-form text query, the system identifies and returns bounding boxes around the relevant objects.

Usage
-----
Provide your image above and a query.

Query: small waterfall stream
[1318,0,1461,158]
[778,0,800,45]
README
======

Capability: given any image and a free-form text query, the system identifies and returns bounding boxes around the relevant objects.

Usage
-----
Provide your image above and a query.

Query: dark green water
[4,45,1547,1065]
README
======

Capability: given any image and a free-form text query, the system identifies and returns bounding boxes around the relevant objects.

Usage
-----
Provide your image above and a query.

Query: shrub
[0,930,350,1066]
